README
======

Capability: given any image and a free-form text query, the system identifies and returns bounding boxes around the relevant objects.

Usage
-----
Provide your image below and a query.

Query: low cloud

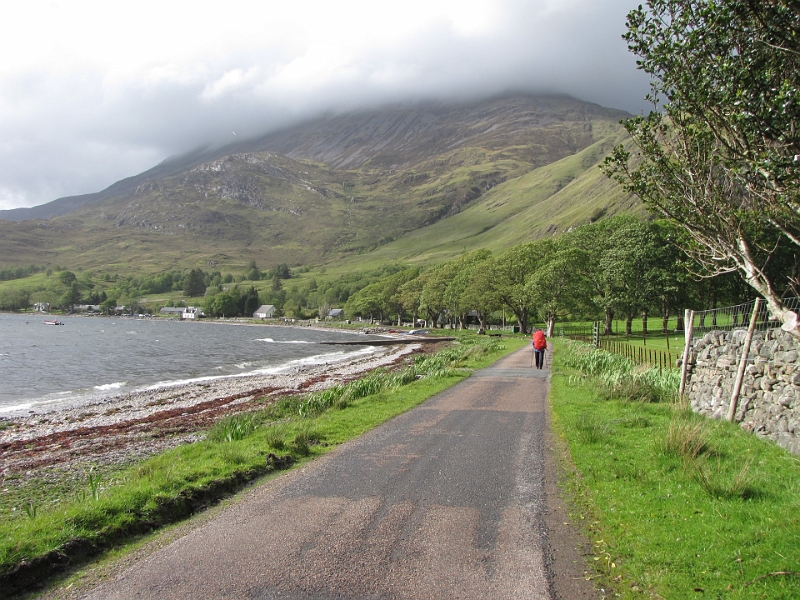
[0,0,650,210]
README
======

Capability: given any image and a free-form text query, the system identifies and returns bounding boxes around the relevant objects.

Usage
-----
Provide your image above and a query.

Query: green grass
[0,334,528,595]
[550,339,800,598]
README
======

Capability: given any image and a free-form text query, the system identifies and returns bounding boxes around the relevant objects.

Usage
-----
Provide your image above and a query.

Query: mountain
[0,94,637,273]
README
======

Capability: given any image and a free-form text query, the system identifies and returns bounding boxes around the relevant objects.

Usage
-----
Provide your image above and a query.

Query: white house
[182,306,203,320]
[253,304,276,319]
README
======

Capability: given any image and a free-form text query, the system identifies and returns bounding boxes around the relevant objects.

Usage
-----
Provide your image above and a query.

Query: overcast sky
[0,0,651,211]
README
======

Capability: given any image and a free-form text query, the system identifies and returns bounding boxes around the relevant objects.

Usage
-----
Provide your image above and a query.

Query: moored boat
[43,319,65,326]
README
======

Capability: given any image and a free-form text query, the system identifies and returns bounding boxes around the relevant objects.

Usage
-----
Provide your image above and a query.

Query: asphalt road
[80,345,596,599]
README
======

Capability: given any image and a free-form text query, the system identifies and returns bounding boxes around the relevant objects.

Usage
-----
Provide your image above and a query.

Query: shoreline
[0,341,425,488]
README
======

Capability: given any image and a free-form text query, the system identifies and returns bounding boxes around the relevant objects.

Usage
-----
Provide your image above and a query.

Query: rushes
[296,338,502,418]
[209,412,261,443]
[692,457,758,500]
[656,418,710,461]
[561,339,679,403]
[575,413,612,444]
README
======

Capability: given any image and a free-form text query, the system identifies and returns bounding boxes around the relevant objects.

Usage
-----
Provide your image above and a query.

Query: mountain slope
[0,94,635,272]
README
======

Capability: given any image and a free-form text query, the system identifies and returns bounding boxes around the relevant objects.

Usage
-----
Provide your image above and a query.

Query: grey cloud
[0,0,651,210]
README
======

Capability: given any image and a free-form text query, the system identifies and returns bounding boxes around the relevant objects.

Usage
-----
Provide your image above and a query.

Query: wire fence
[557,297,798,369]
[691,297,798,333]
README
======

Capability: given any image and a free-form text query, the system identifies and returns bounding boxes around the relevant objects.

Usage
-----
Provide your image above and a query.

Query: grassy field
[550,339,800,599]
[0,334,528,597]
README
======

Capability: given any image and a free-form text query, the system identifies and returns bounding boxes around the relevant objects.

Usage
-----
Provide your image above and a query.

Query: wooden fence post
[679,309,694,398]
[727,298,762,422]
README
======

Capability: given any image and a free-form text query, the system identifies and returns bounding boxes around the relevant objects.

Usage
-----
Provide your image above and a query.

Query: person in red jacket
[532,328,547,369]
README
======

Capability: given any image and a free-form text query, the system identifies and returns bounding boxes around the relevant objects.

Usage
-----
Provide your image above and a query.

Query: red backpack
[532,330,546,350]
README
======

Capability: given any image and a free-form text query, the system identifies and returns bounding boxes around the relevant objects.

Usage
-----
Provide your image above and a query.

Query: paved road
[82,346,595,599]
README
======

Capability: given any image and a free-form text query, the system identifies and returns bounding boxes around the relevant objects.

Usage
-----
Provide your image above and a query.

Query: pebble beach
[0,340,422,487]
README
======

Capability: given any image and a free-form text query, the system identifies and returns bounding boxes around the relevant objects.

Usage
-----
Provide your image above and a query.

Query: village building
[182,306,203,320]
[253,305,276,319]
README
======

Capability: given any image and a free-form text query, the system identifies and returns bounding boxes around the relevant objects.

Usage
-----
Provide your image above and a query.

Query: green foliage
[208,412,262,443]
[184,268,206,298]
[0,264,44,282]
[604,1,800,332]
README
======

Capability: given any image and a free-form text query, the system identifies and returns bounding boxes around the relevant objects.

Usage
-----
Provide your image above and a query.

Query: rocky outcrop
[686,329,800,454]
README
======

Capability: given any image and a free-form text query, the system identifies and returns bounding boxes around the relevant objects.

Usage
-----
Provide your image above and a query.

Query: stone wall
[686,328,800,455]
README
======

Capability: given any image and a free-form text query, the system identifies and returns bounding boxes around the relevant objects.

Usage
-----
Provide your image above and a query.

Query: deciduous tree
[603,0,800,336]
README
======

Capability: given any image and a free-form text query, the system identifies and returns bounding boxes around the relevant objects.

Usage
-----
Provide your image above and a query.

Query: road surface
[80,345,596,599]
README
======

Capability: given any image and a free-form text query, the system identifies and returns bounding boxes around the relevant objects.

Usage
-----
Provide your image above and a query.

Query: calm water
[0,314,379,414]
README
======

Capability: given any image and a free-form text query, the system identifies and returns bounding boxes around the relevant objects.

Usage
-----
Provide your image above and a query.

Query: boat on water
[43,319,65,326]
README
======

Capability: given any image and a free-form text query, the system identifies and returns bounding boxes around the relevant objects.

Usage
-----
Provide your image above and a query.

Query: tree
[242,286,261,317]
[61,281,82,312]
[457,255,500,331]
[398,277,424,327]
[184,269,207,297]
[59,271,77,286]
[345,282,384,322]
[245,259,260,281]
[603,0,800,336]
[600,221,665,336]
[494,243,541,334]
[567,217,635,334]
[443,250,492,330]
[380,268,420,326]
[418,262,457,328]
[525,242,592,337]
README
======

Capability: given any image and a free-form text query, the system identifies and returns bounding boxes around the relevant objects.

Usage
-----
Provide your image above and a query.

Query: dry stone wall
[686,328,800,455]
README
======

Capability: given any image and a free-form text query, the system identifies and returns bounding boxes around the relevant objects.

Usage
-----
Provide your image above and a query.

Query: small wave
[255,338,312,344]
[94,381,127,391]
[235,362,253,369]
[144,347,380,390]
[0,401,36,414]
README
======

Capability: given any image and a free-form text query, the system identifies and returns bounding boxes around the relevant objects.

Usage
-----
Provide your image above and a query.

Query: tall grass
[559,339,679,403]
[296,336,504,417]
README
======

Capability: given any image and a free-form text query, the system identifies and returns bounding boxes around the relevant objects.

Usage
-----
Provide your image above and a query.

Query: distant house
[253,304,276,319]
[160,307,184,316]
[33,302,50,313]
[327,308,345,319]
[182,306,203,320]
[75,304,101,313]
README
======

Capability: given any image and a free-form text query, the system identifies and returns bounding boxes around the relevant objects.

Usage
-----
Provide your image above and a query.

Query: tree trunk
[546,317,556,338]
[625,315,633,336]
[604,308,614,335]
[511,307,528,334]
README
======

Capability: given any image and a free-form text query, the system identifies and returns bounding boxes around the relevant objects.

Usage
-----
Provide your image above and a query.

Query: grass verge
[0,333,527,597]
[551,339,800,599]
